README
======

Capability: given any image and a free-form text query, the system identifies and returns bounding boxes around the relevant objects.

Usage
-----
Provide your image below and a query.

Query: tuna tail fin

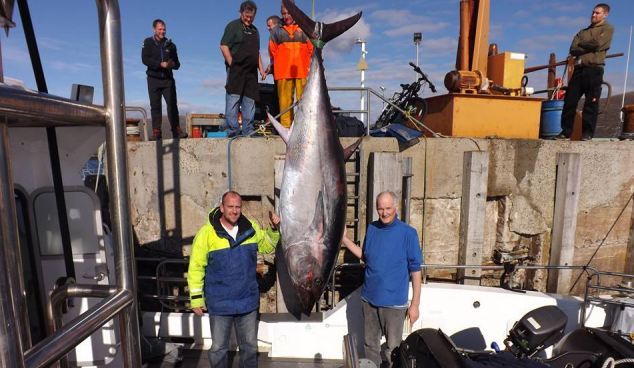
[282,0,362,46]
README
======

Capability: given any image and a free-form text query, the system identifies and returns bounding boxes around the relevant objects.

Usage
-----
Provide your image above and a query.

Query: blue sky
[2,0,633,118]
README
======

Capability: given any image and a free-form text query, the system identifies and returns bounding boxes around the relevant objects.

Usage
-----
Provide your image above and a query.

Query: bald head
[376,191,398,225]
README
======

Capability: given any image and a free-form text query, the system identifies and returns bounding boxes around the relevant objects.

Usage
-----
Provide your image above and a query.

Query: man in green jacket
[187,191,280,367]
[558,3,614,141]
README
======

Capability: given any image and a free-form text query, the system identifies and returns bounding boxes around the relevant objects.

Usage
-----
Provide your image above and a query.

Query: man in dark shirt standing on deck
[557,3,614,141]
[141,19,187,140]
[220,1,266,137]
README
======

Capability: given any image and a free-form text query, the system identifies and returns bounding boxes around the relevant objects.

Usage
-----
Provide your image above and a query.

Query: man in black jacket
[142,19,187,140]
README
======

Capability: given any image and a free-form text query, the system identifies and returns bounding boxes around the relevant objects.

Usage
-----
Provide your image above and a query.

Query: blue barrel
[540,100,564,138]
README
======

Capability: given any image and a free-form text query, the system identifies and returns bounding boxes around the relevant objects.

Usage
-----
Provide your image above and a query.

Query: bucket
[539,100,564,138]
[191,126,202,138]
[125,118,142,142]
[622,104,634,138]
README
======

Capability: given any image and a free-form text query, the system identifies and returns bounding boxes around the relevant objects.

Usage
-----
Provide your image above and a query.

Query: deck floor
[144,350,344,368]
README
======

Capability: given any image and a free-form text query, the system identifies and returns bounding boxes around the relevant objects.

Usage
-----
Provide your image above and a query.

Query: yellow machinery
[487,52,526,90]
[424,0,542,138]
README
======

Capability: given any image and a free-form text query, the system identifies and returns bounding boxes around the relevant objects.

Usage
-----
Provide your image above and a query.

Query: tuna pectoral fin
[343,138,363,161]
[267,112,290,144]
[282,0,362,45]
[310,190,326,238]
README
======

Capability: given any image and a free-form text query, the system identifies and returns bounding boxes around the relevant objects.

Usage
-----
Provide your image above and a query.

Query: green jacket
[187,208,279,314]
[569,21,614,67]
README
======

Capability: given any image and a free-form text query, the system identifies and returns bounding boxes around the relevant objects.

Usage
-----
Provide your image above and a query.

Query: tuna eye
[315,278,322,286]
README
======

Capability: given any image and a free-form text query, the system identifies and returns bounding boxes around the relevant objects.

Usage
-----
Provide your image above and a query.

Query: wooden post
[625,201,634,275]
[274,155,288,313]
[547,53,556,100]
[547,153,581,294]
[458,151,489,285]
[367,152,402,224]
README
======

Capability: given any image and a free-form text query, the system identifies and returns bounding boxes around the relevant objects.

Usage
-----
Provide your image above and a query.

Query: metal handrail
[46,278,118,368]
[0,1,142,367]
[125,106,149,141]
[328,86,439,137]
[0,84,107,127]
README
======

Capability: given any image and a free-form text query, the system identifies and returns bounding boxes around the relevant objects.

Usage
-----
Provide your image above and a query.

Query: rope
[550,66,567,101]
[601,357,634,368]
[569,190,634,293]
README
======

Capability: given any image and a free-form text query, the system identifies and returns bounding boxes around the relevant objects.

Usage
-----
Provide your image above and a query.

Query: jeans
[208,310,258,368]
[225,93,256,137]
[362,300,406,368]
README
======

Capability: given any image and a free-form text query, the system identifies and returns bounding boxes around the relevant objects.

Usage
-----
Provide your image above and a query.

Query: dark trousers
[362,300,407,368]
[561,66,604,138]
[147,77,179,131]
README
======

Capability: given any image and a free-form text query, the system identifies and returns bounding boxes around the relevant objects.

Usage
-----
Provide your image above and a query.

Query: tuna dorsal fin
[282,0,362,46]
[343,138,362,161]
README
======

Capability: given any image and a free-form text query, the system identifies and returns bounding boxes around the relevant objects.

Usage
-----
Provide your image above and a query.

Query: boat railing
[0,1,141,367]
[137,257,190,311]
[125,105,150,141]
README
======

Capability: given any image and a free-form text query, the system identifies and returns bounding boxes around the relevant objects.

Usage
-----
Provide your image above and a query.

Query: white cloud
[49,60,95,73]
[317,9,371,57]
[201,78,226,90]
[535,16,587,28]
[3,44,30,62]
[370,9,450,36]
[516,34,571,54]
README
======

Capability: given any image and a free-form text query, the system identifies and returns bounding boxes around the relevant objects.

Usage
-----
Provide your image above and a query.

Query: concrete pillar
[547,153,581,294]
[458,151,489,285]
[367,152,402,224]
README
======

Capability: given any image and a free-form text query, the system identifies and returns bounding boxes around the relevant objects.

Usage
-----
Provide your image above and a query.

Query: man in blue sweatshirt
[342,191,422,367]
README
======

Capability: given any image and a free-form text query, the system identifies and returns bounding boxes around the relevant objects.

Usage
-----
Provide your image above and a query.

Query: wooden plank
[457,151,489,285]
[367,152,402,224]
[547,153,581,294]
[471,0,490,75]
[626,200,634,275]
[274,156,288,313]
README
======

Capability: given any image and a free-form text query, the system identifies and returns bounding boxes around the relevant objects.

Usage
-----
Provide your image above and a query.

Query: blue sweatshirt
[361,218,422,307]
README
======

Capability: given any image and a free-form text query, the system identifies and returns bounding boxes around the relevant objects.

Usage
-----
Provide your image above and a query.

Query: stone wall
[128,137,634,303]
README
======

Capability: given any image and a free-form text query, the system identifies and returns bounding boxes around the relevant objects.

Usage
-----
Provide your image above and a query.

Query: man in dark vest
[220,1,266,137]
[141,19,187,140]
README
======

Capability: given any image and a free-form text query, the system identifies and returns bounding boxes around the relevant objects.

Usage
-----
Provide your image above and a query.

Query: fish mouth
[285,245,326,313]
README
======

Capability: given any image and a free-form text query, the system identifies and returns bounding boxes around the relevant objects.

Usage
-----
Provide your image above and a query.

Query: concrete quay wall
[128,137,634,296]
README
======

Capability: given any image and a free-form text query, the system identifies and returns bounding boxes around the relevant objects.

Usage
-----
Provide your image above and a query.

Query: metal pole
[96,1,141,366]
[0,121,26,368]
[416,42,419,68]
[357,40,367,125]
[621,26,632,122]
[17,0,76,300]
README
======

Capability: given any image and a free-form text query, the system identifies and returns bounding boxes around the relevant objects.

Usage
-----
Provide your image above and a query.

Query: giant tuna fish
[268,0,362,316]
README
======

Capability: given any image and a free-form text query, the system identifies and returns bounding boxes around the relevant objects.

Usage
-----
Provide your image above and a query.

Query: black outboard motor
[505,305,568,358]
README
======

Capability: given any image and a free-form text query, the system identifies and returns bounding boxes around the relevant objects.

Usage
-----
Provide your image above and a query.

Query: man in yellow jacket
[268,1,314,128]
[187,191,280,367]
